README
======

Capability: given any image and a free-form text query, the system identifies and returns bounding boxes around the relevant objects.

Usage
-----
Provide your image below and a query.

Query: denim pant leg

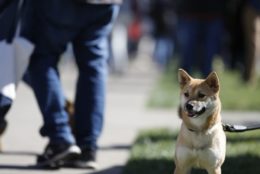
[177,18,199,74]
[27,13,76,145]
[28,54,75,145]
[72,4,120,150]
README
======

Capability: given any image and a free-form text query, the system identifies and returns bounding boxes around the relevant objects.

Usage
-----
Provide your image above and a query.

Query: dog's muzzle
[185,101,206,118]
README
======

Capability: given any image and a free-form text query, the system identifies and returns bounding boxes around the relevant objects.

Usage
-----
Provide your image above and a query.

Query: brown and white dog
[174,69,226,174]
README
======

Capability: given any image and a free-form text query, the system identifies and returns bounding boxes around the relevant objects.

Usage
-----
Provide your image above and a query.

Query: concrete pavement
[0,54,260,174]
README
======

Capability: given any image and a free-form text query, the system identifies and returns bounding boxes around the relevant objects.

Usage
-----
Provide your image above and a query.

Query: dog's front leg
[174,166,191,174]
[207,167,221,174]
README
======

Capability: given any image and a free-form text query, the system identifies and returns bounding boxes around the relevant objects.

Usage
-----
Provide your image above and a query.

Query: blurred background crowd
[109,0,260,84]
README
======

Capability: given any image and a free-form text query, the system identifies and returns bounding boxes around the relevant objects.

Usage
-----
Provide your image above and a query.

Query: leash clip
[222,124,248,132]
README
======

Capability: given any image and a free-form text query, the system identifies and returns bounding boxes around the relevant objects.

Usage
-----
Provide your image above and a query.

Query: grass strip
[123,128,260,174]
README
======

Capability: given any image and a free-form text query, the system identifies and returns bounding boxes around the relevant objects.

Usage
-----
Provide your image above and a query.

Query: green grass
[147,69,180,109]
[219,71,260,110]
[147,63,260,111]
[123,129,260,174]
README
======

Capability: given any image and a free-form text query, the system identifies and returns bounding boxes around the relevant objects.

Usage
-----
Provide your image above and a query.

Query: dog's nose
[186,103,193,111]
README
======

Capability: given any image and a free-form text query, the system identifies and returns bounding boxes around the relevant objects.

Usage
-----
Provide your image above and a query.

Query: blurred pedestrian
[175,0,226,77]
[242,0,260,83]
[127,0,142,59]
[0,0,35,150]
[0,0,18,146]
[27,0,121,168]
[149,0,175,70]
[224,0,246,71]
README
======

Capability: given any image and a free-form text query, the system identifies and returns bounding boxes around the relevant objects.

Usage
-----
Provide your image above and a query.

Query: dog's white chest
[175,124,226,169]
[188,145,219,168]
[177,140,224,169]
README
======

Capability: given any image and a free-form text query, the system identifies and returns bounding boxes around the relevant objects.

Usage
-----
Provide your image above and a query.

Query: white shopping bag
[0,37,34,100]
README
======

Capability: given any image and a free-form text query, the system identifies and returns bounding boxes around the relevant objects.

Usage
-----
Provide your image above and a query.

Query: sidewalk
[1,54,260,174]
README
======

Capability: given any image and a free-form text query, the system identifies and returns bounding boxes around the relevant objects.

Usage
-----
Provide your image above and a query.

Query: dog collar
[185,125,199,132]
[188,128,196,132]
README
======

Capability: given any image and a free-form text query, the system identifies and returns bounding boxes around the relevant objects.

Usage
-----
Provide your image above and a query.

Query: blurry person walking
[243,0,260,83]
[27,0,121,168]
[0,0,34,151]
[149,0,175,70]
[175,0,225,77]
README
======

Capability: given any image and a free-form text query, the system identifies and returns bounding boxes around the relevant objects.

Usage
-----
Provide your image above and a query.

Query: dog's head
[178,69,220,119]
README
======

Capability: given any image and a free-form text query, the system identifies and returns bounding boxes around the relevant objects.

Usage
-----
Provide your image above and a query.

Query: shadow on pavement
[0,150,38,156]
[0,150,125,173]
[88,165,123,174]
[0,165,60,171]
[99,144,132,151]
[0,165,125,173]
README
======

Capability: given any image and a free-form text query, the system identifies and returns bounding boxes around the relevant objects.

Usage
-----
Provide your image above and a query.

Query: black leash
[223,123,260,133]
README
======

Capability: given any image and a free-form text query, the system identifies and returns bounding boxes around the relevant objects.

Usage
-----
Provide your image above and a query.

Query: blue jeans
[177,17,224,77]
[28,0,120,148]
[153,35,174,69]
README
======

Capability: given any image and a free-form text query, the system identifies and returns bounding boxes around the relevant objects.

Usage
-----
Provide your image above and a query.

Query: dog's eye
[184,92,189,97]
[198,92,205,98]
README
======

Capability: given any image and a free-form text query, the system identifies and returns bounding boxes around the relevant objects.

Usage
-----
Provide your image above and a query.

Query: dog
[174,69,226,174]
[65,99,75,132]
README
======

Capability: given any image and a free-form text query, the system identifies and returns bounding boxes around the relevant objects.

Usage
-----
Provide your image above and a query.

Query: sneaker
[0,119,7,135]
[69,148,98,169]
[36,143,81,169]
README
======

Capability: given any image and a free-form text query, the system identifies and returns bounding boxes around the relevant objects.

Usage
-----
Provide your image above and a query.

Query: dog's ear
[205,72,219,93]
[178,69,191,89]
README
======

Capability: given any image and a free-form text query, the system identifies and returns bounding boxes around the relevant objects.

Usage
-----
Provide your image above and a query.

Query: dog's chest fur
[176,122,226,169]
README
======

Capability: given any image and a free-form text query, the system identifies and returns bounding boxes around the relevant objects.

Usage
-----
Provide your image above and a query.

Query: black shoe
[74,148,98,169]
[36,143,81,169]
[0,119,7,135]
[64,148,98,169]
